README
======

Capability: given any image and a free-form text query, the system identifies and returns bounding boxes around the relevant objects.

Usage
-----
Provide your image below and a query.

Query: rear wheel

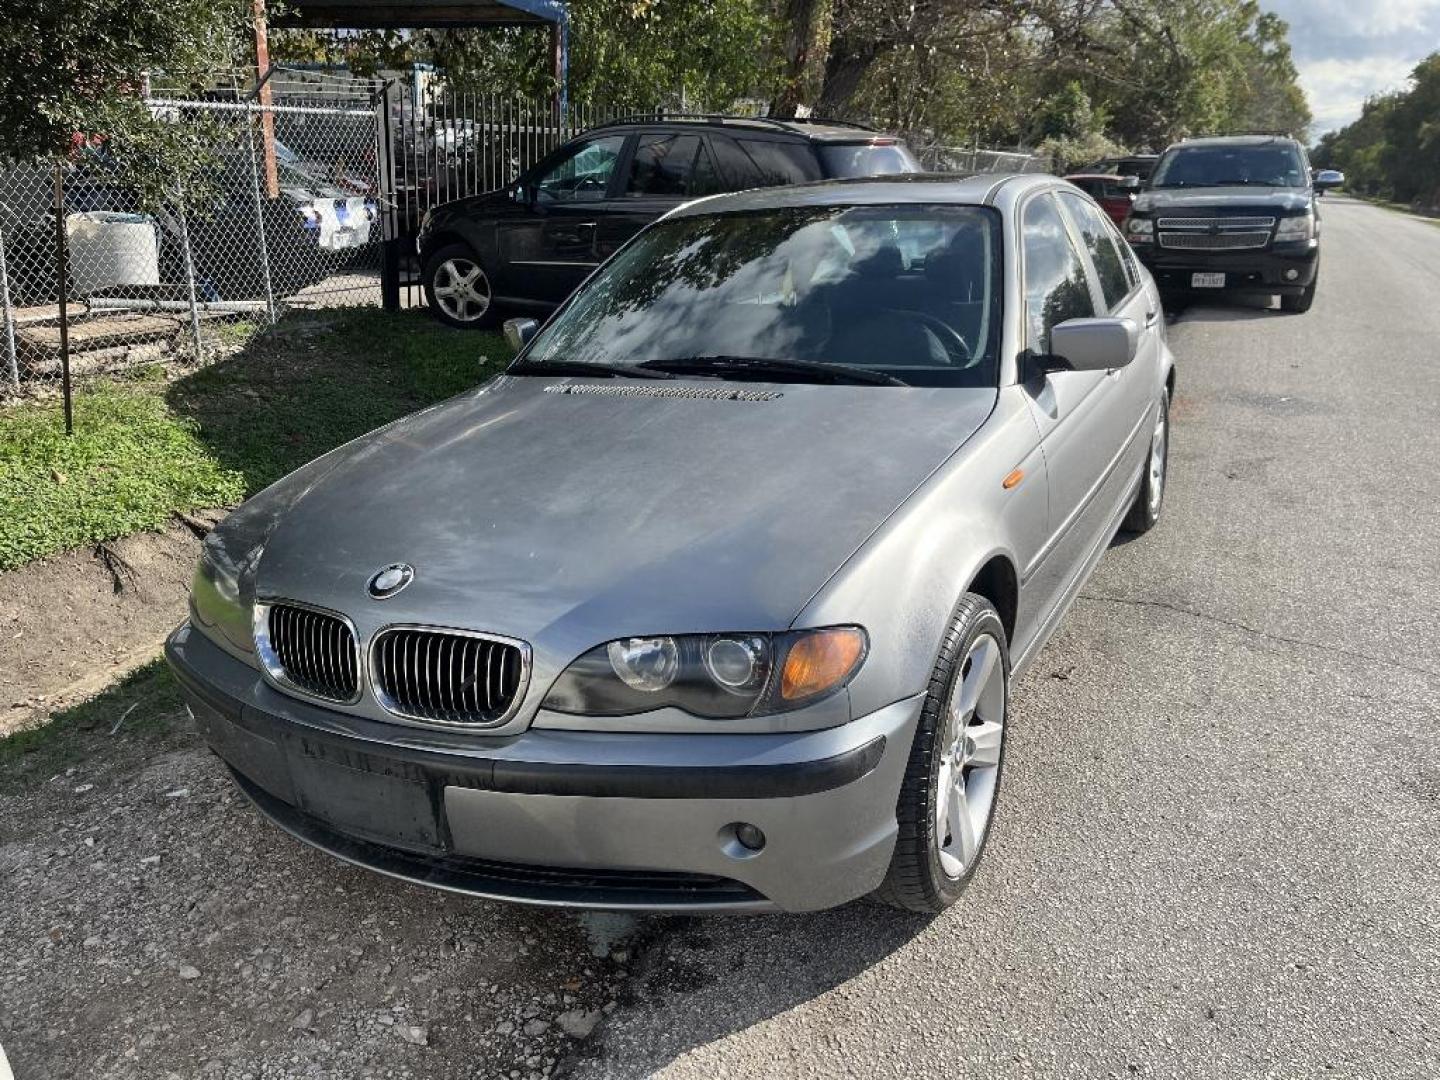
[1123,386,1170,533]
[875,595,1009,913]
[423,243,498,329]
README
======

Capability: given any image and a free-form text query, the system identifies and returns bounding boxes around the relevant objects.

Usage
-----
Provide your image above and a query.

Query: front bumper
[1136,239,1318,294]
[166,622,921,913]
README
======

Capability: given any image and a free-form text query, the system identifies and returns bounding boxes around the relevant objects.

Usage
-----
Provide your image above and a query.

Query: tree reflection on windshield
[524,205,1002,389]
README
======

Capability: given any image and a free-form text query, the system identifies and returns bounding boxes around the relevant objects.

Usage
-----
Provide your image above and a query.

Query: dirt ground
[0,707,666,1078]
[0,515,222,738]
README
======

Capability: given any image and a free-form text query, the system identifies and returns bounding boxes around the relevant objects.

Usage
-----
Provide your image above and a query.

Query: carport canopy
[275,0,567,29]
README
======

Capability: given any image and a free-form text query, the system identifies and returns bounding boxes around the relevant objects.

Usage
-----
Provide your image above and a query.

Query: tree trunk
[771,0,830,117]
[816,39,880,117]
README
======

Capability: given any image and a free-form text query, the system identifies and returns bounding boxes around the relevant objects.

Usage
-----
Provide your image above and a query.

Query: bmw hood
[246,375,994,663]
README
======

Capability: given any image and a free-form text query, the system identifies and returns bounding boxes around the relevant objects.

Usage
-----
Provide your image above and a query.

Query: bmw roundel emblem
[368,563,414,600]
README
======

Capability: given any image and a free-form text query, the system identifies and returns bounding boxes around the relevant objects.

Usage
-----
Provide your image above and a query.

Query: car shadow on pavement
[568,900,935,1074]
[1164,293,1284,323]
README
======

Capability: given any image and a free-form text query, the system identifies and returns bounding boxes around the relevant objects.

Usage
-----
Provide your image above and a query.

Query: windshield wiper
[509,358,675,380]
[641,355,909,387]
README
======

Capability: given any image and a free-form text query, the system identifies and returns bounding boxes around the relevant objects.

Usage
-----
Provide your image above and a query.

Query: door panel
[1017,192,1137,620]
[498,134,629,304]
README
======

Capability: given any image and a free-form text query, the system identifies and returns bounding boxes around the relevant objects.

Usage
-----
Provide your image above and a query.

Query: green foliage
[1315,53,1440,207]
[273,0,780,109]
[0,0,251,204]
[0,310,514,572]
[0,376,246,571]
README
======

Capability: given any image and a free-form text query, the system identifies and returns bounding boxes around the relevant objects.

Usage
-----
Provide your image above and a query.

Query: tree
[0,0,251,204]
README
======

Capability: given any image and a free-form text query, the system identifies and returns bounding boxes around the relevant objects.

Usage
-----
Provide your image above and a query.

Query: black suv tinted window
[1022,193,1096,353]
[625,133,724,198]
[735,139,822,186]
[818,142,918,178]
[1057,190,1132,310]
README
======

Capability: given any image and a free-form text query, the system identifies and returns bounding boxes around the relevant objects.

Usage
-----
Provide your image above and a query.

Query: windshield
[520,205,1002,388]
[1151,144,1306,188]
[818,142,920,178]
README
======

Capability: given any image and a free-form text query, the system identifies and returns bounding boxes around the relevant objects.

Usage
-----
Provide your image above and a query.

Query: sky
[1264,0,1440,137]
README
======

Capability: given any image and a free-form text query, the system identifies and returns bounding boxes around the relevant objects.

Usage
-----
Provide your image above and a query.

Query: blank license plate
[1191,272,1226,288]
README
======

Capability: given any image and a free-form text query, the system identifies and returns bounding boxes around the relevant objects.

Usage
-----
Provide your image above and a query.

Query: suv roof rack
[592,112,881,136]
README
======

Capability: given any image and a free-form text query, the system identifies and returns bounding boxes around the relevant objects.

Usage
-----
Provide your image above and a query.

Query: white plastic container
[65,211,160,296]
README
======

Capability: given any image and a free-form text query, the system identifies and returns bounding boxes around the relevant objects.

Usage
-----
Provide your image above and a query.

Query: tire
[1123,386,1170,534]
[423,242,499,329]
[875,594,1010,913]
[1281,278,1316,313]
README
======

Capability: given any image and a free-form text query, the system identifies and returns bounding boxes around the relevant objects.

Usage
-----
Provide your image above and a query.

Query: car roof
[1165,134,1301,150]
[664,172,1047,217]
[581,114,903,144]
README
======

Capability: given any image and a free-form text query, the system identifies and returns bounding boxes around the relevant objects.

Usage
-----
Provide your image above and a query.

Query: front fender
[793,389,1048,718]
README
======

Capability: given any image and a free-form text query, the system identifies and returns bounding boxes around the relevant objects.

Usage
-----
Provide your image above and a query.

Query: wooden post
[253,0,279,199]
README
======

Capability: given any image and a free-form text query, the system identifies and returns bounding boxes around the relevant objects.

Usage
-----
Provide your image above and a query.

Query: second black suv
[415,115,919,328]
[1123,134,1339,313]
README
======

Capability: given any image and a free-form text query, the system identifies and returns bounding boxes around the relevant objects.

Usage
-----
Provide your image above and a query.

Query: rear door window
[1057,190,1133,310]
[625,133,710,198]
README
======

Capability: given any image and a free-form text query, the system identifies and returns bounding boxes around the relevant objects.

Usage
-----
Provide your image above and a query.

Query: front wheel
[1123,386,1170,534]
[423,243,498,329]
[875,595,1009,913]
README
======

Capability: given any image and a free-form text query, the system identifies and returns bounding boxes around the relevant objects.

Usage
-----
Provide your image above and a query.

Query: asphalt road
[582,197,1440,1078]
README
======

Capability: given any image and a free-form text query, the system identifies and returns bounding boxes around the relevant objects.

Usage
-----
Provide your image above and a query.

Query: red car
[1063,173,1137,227]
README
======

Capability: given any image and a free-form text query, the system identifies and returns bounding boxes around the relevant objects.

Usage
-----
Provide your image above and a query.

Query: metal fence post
[244,103,279,325]
[175,194,205,363]
[52,162,73,435]
[0,217,18,394]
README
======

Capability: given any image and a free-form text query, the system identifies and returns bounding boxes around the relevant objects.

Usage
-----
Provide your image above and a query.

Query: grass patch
[0,661,186,790]
[0,377,247,571]
[0,309,512,570]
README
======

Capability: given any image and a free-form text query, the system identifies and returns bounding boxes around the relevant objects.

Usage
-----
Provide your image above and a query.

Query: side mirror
[1044,317,1139,373]
[504,317,540,353]
[1313,169,1344,191]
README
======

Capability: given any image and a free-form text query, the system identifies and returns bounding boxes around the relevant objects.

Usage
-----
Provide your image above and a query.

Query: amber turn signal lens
[780,627,866,701]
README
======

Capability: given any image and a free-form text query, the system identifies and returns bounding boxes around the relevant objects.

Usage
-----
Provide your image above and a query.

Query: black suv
[1124,135,1341,313]
[415,115,920,327]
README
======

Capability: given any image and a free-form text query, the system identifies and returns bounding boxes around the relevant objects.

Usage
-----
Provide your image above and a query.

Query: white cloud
[1298,55,1419,135]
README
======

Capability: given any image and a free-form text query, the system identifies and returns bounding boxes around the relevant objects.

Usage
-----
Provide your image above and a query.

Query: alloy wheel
[432,258,492,322]
[1148,401,1169,516]
[935,632,1006,879]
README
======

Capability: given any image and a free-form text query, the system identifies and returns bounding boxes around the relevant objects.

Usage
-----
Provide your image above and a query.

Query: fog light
[1284,268,1299,281]
[735,823,767,851]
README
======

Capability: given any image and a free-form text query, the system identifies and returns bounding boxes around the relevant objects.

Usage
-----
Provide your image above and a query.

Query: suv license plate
[1191,272,1225,288]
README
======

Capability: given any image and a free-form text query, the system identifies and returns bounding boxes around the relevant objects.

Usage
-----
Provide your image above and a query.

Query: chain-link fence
[0,83,385,404]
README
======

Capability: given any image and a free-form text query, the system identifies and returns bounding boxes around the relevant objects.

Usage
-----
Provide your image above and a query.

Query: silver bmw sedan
[167,174,1175,913]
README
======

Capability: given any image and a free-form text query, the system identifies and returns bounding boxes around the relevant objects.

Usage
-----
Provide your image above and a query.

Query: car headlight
[190,538,262,660]
[1125,216,1154,243]
[1274,213,1314,242]
[543,626,867,719]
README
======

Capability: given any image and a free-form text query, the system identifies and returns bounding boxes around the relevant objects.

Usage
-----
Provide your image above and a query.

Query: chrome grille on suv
[1160,231,1272,250]
[258,603,360,703]
[371,627,529,727]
